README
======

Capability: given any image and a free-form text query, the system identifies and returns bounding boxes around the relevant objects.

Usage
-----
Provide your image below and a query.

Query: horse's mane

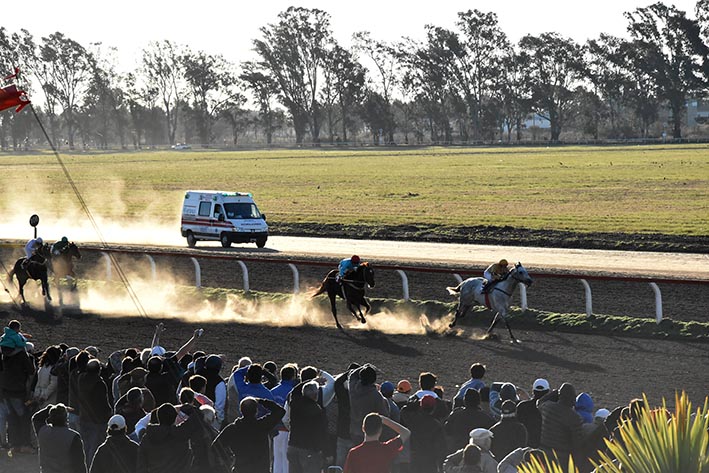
[360,262,370,268]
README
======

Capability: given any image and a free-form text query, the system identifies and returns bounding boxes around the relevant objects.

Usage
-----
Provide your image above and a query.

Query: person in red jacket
[344,413,411,473]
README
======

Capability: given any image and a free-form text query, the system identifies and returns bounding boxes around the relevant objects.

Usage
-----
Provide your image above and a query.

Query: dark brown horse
[48,242,81,287]
[8,245,52,305]
[311,263,375,329]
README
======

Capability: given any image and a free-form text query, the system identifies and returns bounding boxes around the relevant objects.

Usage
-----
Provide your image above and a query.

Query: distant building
[687,99,709,126]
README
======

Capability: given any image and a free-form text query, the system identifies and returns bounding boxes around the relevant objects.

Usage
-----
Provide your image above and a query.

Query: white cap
[108,414,126,431]
[150,346,166,356]
[595,408,611,420]
[533,378,550,391]
[469,428,493,440]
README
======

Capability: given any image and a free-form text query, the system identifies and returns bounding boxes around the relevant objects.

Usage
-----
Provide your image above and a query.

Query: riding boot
[21,259,29,270]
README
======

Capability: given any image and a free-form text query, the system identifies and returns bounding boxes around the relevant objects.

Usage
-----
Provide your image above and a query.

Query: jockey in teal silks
[51,236,69,256]
[337,255,361,283]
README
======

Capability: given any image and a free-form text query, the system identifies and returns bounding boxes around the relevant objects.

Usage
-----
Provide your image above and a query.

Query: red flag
[0,84,31,113]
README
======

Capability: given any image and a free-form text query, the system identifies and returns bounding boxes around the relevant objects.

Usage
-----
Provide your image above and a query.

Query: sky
[11,0,701,73]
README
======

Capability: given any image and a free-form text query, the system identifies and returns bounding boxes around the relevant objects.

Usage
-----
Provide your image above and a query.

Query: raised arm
[174,329,204,362]
[381,415,411,444]
[320,369,336,407]
[150,322,165,349]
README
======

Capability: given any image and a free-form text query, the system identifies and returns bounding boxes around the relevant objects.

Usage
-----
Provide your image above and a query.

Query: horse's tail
[7,265,16,284]
[446,282,462,296]
[310,276,328,299]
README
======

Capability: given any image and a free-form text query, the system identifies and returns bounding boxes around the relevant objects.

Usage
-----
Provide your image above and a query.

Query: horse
[446,262,533,343]
[311,263,376,329]
[47,242,81,287]
[7,245,52,305]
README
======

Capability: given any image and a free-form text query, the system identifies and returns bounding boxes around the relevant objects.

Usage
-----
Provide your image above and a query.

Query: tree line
[1,1,709,150]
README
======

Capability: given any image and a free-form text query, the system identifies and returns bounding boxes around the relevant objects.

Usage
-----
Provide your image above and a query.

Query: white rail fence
[90,249,708,324]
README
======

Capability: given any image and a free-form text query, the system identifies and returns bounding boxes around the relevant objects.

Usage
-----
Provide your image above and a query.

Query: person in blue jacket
[337,255,361,282]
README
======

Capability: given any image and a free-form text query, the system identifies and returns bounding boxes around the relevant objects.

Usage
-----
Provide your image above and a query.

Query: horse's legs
[17,279,27,305]
[449,304,472,328]
[329,292,342,330]
[503,316,520,344]
[486,313,501,335]
[42,276,51,302]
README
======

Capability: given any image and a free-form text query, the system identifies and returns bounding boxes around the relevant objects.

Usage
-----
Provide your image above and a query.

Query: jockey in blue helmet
[337,255,361,282]
[51,236,70,256]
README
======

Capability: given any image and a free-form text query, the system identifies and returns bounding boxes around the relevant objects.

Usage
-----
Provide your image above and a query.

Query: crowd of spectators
[0,319,648,472]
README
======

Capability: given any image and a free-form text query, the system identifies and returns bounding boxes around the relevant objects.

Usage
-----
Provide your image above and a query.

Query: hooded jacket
[136,411,199,473]
[575,392,594,424]
[89,431,139,473]
[78,370,112,424]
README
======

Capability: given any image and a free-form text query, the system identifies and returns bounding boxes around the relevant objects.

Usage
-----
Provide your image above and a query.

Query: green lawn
[1,145,708,236]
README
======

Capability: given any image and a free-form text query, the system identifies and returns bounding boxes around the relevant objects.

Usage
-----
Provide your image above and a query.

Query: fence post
[579,279,592,317]
[288,263,299,294]
[144,255,156,281]
[236,260,250,293]
[649,282,663,323]
[100,252,112,281]
[519,284,528,311]
[395,269,410,301]
[453,274,463,284]
[190,257,201,288]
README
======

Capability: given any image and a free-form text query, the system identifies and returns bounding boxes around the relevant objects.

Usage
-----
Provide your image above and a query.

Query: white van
[180,190,269,248]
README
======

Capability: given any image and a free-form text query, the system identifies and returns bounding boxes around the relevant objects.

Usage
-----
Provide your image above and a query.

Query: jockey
[23,237,43,268]
[482,259,509,293]
[51,236,69,255]
[337,255,361,283]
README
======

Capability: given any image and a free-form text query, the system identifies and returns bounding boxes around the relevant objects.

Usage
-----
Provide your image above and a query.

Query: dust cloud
[0,176,184,246]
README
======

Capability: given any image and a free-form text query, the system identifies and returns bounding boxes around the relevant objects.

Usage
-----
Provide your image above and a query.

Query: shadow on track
[336,329,422,357]
[475,340,605,373]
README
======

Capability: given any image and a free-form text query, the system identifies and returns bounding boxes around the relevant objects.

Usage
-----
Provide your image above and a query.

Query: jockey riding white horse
[447,262,533,343]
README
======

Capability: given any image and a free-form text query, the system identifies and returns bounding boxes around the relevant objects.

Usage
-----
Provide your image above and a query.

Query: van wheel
[256,237,267,248]
[220,233,231,248]
[186,232,197,248]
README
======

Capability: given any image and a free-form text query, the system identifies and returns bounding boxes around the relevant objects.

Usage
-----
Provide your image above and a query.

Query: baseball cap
[108,414,126,431]
[397,379,412,393]
[380,381,395,396]
[533,378,550,392]
[151,345,166,357]
[420,394,436,409]
[595,408,611,420]
[470,428,493,440]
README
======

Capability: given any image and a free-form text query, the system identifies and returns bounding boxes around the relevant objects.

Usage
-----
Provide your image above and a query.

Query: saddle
[481,280,497,294]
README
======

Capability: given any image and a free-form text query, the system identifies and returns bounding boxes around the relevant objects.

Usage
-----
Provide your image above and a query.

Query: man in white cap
[89,414,139,473]
[443,428,498,473]
[516,378,549,448]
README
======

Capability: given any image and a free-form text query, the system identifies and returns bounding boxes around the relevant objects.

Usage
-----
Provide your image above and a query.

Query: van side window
[198,202,211,217]
[214,204,223,217]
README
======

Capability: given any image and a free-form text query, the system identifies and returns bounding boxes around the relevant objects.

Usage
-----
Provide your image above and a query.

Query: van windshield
[224,203,262,219]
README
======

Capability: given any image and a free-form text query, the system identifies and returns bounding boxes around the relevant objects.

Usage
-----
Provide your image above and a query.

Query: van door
[198,201,212,236]
[213,204,224,236]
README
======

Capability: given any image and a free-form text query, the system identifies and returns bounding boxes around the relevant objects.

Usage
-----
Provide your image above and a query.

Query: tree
[182,49,241,146]
[240,63,280,145]
[321,44,367,143]
[141,40,184,145]
[38,32,92,149]
[352,31,399,142]
[497,49,533,141]
[253,7,334,144]
[519,33,584,141]
[625,3,709,138]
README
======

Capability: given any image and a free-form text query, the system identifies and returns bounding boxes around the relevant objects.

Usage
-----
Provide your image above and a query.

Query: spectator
[412,372,449,421]
[225,356,252,422]
[490,400,528,461]
[118,367,152,408]
[35,403,87,473]
[515,378,548,448]
[0,346,36,454]
[191,405,220,471]
[576,409,611,473]
[188,375,214,408]
[271,363,299,473]
[136,402,200,473]
[202,355,226,426]
[489,383,518,420]
[333,364,357,467]
[444,428,496,473]
[0,319,29,357]
[146,356,178,406]
[77,358,112,462]
[52,346,80,406]
[347,364,389,444]
[575,393,594,424]
[263,360,280,389]
[231,363,275,409]
[393,379,412,406]
[34,345,61,410]
[212,396,285,473]
[447,444,482,473]
[538,383,585,467]
[380,381,401,423]
[401,394,447,473]
[453,363,486,408]
[444,389,494,453]
[89,414,139,473]
[114,387,146,438]
[497,447,545,473]
[344,412,411,473]
[287,381,328,473]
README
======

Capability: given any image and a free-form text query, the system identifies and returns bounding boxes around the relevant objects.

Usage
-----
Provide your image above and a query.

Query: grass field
[1,145,707,236]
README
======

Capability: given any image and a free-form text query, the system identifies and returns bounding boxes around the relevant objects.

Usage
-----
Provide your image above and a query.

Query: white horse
[446,262,533,343]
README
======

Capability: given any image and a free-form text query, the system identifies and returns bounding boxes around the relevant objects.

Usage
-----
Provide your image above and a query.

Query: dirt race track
[1,240,709,469]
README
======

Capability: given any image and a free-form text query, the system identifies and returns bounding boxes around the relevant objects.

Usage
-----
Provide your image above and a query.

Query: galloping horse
[8,244,52,305]
[311,263,376,329]
[48,242,81,287]
[446,262,533,343]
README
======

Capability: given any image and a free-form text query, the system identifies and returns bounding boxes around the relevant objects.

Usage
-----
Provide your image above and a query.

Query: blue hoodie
[575,392,594,423]
[0,327,27,349]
